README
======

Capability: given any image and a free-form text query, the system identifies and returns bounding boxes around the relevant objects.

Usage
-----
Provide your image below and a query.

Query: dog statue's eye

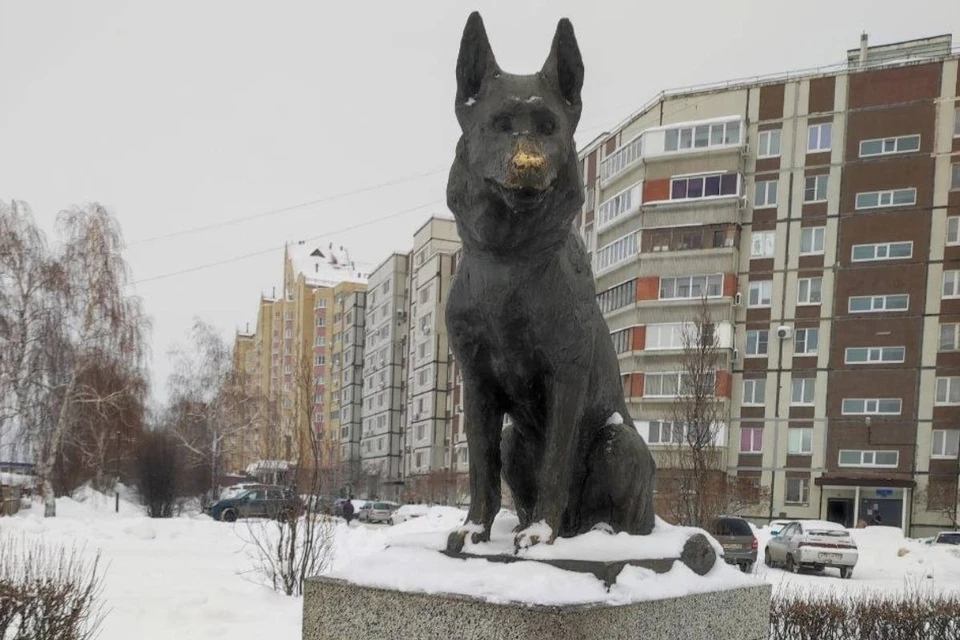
[537,119,556,135]
[492,115,513,133]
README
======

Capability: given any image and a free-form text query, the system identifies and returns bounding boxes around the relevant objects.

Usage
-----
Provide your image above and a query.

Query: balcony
[600,134,643,186]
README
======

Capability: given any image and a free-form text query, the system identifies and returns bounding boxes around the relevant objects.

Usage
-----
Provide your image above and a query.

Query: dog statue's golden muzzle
[506,139,549,191]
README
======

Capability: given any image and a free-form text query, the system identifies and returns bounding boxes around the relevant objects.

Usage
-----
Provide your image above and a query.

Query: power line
[129,199,444,287]
[124,168,448,247]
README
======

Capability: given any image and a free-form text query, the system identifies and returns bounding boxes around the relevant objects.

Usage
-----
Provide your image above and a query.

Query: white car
[928,531,960,546]
[768,519,794,536]
[390,504,430,525]
[764,519,858,579]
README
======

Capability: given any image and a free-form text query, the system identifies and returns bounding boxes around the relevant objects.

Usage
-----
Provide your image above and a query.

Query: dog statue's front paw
[514,521,555,552]
[446,522,488,553]
[446,529,467,553]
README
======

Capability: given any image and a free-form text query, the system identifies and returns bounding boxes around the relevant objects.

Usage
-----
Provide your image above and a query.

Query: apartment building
[331,285,366,485]
[579,34,960,536]
[404,217,461,481]
[360,253,410,499]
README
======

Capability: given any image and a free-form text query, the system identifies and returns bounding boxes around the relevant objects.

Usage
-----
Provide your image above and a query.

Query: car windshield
[937,533,960,545]
[713,518,752,536]
[373,503,391,510]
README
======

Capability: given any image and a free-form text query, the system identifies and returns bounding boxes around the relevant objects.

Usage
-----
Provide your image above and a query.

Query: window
[844,346,905,364]
[932,430,960,459]
[804,175,828,202]
[601,135,643,182]
[315,336,326,346]
[944,271,960,299]
[795,328,819,356]
[757,130,781,158]
[797,277,822,305]
[936,377,960,405]
[851,241,913,262]
[316,316,326,327]
[669,173,739,200]
[745,330,768,357]
[647,421,683,445]
[949,217,960,245]
[284,310,293,321]
[611,328,632,354]
[848,294,909,313]
[284,328,292,339]
[855,188,917,210]
[754,180,778,208]
[740,428,763,453]
[644,372,715,398]
[748,281,772,308]
[787,429,813,455]
[419,286,431,304]
[598,183,641,227]
[417,368,430,386]
[646,323,687,350]
[659,274,723,300]
[955,106,960,137]
[596,231,638,273]
[839,450,899,468]
[316,298,327,309]
[663,119,741,152]
[750,231,776,258]
[807,122,832,152]
[841,398,902,415]
[597,279,637,314]
[800,227,825,255]
[785,477,810,505]
[315,355,325,366]
[940,323,960,352]
[953,163,960,190]
[791,378,815,405]
[859,134,921,157]
[742,379,766,405]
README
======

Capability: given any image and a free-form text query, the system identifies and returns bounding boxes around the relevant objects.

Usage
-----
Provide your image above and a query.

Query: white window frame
[799,227,825,255]
[796,277,822,306]
[953,163,960,190]
[848,294,909,313]
[851,241,913,262]
[858,134,921,158]
[844,346,906,365]
[838,450,899,468]
[646,323,687,351]
[745,330,769,357]
[955,106,960,137]
[855,188,917,210]
[841,398,903,415]
[754,179,779,209]
[600,134,643,183]
[658,274,724,301]
[750,231,776,259]
[748,280,772,308]
[740,427,764,454]
[595,231,638,274]
[932,430,960,459]
[757,129,781,158]
[940,323,960,352]
[804,174,828,203]
[936,377,960,406]
[795,328,819,356]
[597,182,642,230]
[742,379,766,406]
[791,378,815,406]
[662,118,742,153]
[668,172,741,202]
[785,477,810,505]
[944,271,960,299]
[949,217,960,246]
[787,428,813,455]
[807,122,833,152]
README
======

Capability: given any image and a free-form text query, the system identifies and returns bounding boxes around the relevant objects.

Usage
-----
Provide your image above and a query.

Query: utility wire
[129,199,444,286]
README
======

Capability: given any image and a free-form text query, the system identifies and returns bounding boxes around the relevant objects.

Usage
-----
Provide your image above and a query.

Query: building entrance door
[827,498,854,528]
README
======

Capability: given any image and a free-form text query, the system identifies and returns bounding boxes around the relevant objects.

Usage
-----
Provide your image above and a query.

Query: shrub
[137,430,180,518]
[0,536,105,640]
[770,586,960,640]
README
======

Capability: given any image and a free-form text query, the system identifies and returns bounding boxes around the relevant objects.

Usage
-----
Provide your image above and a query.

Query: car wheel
[785,555,798,574]
[222,509,237,523]
[764,549,773,567]
[840,567,853,580]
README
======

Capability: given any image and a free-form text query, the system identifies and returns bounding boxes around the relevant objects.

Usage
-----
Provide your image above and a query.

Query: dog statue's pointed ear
[456,12,499,107]
[541,18,584,126]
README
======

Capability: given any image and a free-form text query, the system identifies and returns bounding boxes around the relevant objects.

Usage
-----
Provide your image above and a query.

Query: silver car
[764,519,858,579]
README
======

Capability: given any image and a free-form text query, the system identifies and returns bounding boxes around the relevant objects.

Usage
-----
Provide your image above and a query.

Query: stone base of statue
[302,514,771,640]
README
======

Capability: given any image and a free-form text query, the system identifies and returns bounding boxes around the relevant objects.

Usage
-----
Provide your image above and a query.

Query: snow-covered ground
[5,490,960,639]
[752,523,960,598]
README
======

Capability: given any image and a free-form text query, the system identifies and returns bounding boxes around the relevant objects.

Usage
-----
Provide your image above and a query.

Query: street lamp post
[115,427,120,513]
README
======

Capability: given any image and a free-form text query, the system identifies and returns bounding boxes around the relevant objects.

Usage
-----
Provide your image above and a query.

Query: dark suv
[710,515,758,573]
[206,486,301,523]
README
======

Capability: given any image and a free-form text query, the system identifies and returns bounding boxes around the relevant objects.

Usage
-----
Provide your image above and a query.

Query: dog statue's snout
[507,139,548,189]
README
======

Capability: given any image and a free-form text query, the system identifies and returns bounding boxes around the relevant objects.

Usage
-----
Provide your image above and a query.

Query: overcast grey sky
[2,0,959,401]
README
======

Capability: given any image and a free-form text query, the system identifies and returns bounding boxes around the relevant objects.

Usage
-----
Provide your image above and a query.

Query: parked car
[764,520,858,579]
[206,486,301,523]
[358,501,398,524]
[390,504,430,525]
[928,531,960,546]
[710,515,758,573]
[768,519,794,536]
[220,482,266,500]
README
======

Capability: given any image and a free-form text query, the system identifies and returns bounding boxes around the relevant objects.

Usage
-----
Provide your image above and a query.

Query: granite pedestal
[302,576,771,640]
